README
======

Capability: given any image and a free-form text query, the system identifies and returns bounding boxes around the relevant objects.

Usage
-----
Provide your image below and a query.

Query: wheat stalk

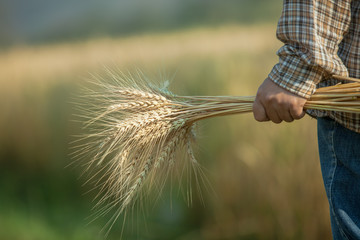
[73,70,360,233]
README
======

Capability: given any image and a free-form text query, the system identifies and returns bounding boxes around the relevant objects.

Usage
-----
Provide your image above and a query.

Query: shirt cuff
[268,54,325,99]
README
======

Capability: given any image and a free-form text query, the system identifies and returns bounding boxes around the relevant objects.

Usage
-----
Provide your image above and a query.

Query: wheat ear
[73,71,360,232]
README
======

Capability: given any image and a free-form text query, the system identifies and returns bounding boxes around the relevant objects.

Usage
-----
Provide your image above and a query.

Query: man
[253,1,360,239]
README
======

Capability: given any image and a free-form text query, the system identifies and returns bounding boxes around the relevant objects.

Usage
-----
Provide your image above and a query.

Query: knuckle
[255,116,265,122]
[285,118,294,123]
[264,95,273,102]
[253,112,260,121]
[289,103,304,119]
[254,112,266,122]
[253,110,262,122]
[289,100,299,109]
[293,109,304,119]
[293,114,302,120]
[264,95,277,106]
[278,100,288,108]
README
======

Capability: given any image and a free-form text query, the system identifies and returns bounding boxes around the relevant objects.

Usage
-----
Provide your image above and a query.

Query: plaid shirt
[268,0,360,133]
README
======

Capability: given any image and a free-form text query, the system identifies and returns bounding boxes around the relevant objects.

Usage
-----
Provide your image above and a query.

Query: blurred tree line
[0,0,282,47]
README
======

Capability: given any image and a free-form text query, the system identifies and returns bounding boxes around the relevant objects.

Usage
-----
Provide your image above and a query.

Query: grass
[0,25,331,239]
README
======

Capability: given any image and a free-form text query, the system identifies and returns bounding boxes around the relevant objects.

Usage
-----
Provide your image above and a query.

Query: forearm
[253,0,353,124]
[270,0,352,98]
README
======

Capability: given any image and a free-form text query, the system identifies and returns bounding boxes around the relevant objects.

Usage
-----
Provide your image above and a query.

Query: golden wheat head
[72,70,216,232]
[72,70,360,234]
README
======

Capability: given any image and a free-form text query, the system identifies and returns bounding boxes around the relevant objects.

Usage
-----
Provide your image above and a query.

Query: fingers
[253,78,307,124]
[276,105,294,123]
[253,99,269,122]
[253,98,286,124]
[289,102,306,120]
[265,103,283,123]
[256,100,293,123]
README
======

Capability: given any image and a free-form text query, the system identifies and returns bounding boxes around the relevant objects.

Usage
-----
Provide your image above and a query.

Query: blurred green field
[0,25,331,240]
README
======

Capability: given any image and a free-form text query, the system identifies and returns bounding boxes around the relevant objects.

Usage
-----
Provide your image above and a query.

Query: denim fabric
[318,117,360,240]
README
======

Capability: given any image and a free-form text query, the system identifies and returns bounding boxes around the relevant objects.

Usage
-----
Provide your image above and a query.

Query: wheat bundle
[73,71,360,229]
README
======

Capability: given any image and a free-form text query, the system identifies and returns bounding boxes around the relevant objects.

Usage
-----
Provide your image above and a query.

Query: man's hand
[253,78,307,123]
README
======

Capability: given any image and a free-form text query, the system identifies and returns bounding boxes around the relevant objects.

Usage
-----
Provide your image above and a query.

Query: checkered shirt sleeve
[269,0,352,99]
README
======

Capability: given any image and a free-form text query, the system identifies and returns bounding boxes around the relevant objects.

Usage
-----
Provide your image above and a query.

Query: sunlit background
[0,1,331,239]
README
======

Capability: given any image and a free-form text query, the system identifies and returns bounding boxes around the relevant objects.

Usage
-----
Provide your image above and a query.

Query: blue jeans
[318,117,360,240]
